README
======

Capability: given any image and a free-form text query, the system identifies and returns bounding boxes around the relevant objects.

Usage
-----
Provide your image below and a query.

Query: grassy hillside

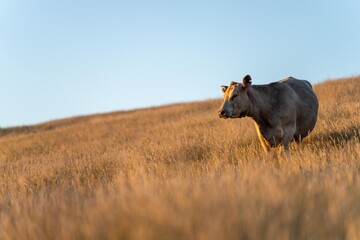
[1,76,360,240]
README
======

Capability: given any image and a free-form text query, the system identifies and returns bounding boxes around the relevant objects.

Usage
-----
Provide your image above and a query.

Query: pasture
[1,76,360,239]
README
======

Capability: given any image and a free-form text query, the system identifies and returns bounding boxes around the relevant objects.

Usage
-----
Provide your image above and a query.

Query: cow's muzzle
[218,110,230,118]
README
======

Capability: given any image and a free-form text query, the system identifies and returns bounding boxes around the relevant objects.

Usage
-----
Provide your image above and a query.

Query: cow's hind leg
[282,127,296,153]
[294,135,302,143]
[294,135,302,147]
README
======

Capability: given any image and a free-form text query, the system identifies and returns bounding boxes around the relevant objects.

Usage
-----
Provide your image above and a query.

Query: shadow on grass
[307,125,360,150]
[0,126,36,137]
[0,116,90,137]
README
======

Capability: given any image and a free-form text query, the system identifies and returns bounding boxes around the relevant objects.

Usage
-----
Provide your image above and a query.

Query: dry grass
[1,76,360,240]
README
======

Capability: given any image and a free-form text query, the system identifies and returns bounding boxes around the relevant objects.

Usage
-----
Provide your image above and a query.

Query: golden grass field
[1,76,360,240]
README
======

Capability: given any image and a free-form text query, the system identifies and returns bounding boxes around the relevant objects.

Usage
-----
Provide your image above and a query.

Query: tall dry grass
[1,76,360,240]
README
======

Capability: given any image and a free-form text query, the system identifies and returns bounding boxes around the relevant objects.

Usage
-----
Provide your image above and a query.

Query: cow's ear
[242,75,252,89]
[221,85,228,93]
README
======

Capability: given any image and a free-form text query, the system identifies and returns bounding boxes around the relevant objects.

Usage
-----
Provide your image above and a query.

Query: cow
[218,75,319,152]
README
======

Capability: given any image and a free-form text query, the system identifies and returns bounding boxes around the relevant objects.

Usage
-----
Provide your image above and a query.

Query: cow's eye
[230,94,238,100]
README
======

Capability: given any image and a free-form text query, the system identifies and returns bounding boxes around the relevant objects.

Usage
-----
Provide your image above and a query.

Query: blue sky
[1,0,360,127]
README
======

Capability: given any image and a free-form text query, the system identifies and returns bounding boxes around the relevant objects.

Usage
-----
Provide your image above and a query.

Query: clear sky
[1,0,360,127]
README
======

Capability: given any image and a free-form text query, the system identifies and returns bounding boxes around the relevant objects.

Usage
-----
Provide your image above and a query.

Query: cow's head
[218,75,252,119]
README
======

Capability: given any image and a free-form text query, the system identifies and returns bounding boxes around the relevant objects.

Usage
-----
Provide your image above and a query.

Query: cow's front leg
[254,122,271,152]
[257,133,271,152]
[265,126,283,147]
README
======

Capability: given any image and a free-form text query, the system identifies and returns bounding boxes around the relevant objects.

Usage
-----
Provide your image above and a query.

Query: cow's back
[281,77,319,139]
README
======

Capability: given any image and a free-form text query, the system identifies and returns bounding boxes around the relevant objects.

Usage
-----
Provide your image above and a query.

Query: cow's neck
[245,86,273,127]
